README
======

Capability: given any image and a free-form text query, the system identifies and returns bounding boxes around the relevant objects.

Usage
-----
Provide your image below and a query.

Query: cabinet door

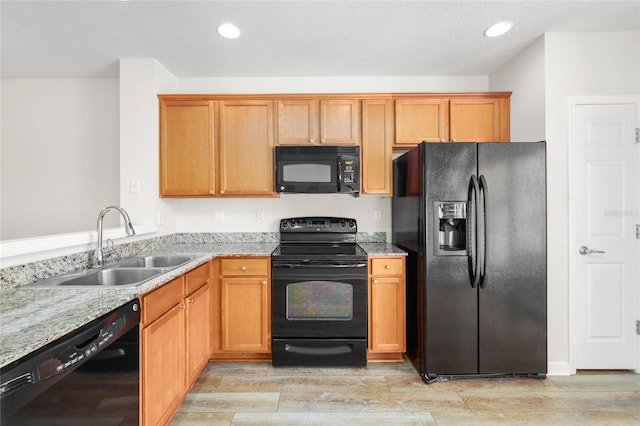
[320,99,361,145]
[395,98,449,145]
[362,99,393,195]
[160,100,215,196]
[218,100,275,196]
[276,99,319,145]
[369,276,406,353]
[140,304,185,426]
[450,97,506,142]
[186,283,211,385]
[220,276,270,352]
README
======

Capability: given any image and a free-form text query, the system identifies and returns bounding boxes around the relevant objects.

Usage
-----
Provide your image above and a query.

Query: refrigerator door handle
[478,175,488,288]
[467,175,481,288]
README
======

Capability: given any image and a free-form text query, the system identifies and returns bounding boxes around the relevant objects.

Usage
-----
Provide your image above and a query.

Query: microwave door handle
[336,156,342,192]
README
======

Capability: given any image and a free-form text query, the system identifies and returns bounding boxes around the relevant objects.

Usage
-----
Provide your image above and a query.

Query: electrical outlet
[212,210,225,222]
[374,210,382,222]
[157,211,164,225]
[256,209,265,222]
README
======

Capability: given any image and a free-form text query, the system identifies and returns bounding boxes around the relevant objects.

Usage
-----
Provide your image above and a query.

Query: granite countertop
[0,242,277,368]
[358,242,407,256]
[0,241,405,368]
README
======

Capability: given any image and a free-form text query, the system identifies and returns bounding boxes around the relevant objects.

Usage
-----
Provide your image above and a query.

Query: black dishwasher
[0,299,140,425]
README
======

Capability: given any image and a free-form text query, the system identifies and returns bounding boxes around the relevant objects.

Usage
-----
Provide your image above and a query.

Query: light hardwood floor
[171,361,640,425]
[7,360,639,425]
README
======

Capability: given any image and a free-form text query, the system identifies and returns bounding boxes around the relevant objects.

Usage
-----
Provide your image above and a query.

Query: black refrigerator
[392,142,547,383]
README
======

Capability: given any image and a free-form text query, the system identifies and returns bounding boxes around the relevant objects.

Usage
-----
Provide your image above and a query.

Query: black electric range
[271,217,368,367]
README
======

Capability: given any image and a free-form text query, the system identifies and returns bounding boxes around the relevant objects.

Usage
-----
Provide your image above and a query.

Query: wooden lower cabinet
[211,257,271,361]
[140,262,211,426]
[186,282,211,384]
[140,297,184,426]
[368,256,406,361]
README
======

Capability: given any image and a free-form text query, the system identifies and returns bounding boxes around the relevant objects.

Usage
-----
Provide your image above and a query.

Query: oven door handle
[273,262,368,268]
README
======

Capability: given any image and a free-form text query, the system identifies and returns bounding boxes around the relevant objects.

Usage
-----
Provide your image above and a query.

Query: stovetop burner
[272,217,367,261]
[271,243,367,260]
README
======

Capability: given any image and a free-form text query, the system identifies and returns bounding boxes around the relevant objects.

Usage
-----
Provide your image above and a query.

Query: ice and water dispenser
[434,202,467,255]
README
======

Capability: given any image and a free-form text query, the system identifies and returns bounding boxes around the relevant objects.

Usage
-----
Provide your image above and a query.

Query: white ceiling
[2,0,639,79]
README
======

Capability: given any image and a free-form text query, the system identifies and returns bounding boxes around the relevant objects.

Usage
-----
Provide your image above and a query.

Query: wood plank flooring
[7,360,639,425]
[172,361,640,425]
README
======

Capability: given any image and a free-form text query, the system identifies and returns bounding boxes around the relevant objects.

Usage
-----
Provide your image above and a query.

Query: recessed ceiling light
[218,23,240,39]
[484,21,513,37]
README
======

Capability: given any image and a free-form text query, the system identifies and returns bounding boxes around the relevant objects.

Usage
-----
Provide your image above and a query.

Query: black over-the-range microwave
[275,145,360,194]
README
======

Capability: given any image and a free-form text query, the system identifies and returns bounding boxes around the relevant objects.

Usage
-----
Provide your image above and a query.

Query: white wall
[491,31,639,375]
[489,36,546,142]
[119,59,178,237]
[543,31,639,374]
[1,79,120,240]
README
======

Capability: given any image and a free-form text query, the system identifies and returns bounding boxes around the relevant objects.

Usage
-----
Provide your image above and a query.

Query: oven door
[271,260,368,338]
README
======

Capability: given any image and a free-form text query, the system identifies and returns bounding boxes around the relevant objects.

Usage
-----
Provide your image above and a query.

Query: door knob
[579,245,606,255]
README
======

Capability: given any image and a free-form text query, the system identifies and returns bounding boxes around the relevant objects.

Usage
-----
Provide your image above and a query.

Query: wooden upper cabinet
[218,100,275,196]
[394,93,511,146]
[320,99,361,145]
[276,98,361,145]
[160,100,215,196]
[276,99,318,145]
[361,99,394,195]
[395,98,449,145]
[450,97,509,142]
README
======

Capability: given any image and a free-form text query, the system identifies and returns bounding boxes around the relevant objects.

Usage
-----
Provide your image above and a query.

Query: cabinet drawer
[185,261,210,295]
[141,276,184,325]
[371,258,404,276]
[221,258,269,276]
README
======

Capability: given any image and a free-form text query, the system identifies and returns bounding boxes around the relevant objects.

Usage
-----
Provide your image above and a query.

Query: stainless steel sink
[115,254,198,268]
[57,268,167,287]
[26,253,204,289]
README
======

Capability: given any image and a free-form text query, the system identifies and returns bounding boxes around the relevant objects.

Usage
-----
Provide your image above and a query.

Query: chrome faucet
[93,206,136,267]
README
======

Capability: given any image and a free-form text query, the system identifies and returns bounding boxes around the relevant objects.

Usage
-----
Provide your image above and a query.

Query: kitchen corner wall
[490,31,640,375]
[118,61,491,241]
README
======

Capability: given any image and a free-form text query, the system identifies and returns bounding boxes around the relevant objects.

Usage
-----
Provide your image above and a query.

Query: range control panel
[280,217,357,233]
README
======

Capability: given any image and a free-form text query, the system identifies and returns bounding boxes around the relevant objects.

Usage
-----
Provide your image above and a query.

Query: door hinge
[636,128,639,143]
[636,224,640,239]
[637,320,640,336]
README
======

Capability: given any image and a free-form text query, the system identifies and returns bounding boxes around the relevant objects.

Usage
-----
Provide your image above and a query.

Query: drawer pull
[241,266,247,271]
[385,265,391,270]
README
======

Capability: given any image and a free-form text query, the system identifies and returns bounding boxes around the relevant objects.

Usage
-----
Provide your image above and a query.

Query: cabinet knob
[440,138,445,143]
[241,266,247,271]
[363,188,367,193]
[373,279,379,284]
[262,280,267,285]
[309,139,315,143]
[385,265,391,270]
[321,139,326,143]
[220,190,225,194]
[452,138,457,142]
[188,298,194,304]
[180,303,185,310]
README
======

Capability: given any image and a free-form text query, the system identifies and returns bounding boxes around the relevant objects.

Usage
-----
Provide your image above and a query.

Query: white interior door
[572,100,639,370]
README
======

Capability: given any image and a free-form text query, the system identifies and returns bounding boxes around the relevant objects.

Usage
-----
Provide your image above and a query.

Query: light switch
[129,179,140,194]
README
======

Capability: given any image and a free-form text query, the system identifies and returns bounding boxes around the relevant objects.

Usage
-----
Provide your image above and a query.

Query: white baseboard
[547,361,572,376]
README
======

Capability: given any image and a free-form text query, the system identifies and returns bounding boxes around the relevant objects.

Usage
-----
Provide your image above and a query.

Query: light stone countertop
[358,243,407,257]
[0,242,277,368]
[0,241,405,368]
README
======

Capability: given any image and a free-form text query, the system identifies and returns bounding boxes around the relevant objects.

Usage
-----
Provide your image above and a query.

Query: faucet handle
[103,238,115,256]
